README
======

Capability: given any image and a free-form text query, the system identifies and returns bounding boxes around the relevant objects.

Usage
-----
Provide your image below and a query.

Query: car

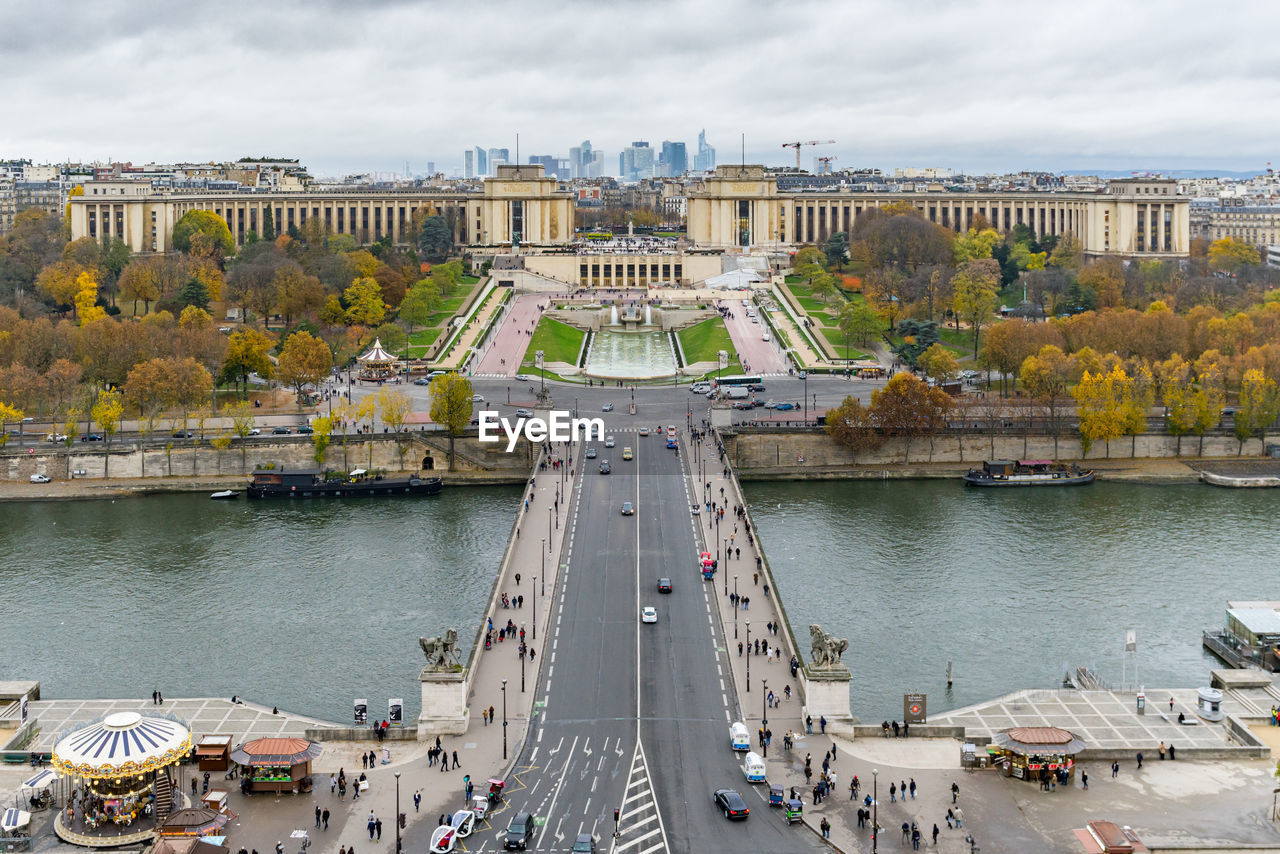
[471,394,485,403]
[171,430,195,438]
[413,377,431,386]
[775,401,796,411]
[605,436,616,448]
[298,425,314,434]
[515,408,534,418]
[29,473,50,484]
[586,447,597,459]
[705,390,718,399]
[762,400,778,409]
[749,315,759,323]
[80,434,103,442]
[428,370,447,379]
[748,384,766,392]
[248,428,261,435]
[714,788,749,820]
[639,426,650,436]
[761,332,771,342]
[732,401,754,410]
[503,812,535,850]
[666,438,677,449]
[45,433,67,443]
[658,577,672,593]
[690,384,711,394]
[571,833,597,854]
[599,461,611,474]
[272,426,292,435]
[601,402,614,412]
[641,606,657,624]
[218,326,233,333]
[690,504,702,515]
[514,374,534,381]
[797,371,808,380]
[622,447,633,460]
[621,501,634,516]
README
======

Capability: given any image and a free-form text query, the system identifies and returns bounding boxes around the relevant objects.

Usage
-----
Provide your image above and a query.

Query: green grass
[936,326,974,357]
[522,318,586,366]
[676,317,742,366]
[785,280,847,317]
[817,328,869,360]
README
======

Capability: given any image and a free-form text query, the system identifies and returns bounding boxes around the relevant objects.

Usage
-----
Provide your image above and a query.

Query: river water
[5,480,1277,727]
[0,488,519,724]
[743,480,1280,721]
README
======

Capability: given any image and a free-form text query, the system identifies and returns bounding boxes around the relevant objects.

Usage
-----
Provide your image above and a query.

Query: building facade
[1190,201,1280,248]
[686,166,1189,257]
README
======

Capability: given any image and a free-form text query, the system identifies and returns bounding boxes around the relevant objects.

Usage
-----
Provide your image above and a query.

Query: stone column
[803,665,854,732]
[418,669,469,737]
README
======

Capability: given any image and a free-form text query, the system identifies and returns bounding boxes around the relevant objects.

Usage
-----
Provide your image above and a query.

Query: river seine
[743,479,1280,720]
[0,488,520,724]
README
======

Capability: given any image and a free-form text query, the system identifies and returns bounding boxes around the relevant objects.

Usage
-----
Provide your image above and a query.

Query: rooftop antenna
[515,132,520,174]
[741,133,746,173]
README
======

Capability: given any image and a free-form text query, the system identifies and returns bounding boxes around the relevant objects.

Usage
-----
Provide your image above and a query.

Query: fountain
[584,330,676,379]
[610,305,619,326]
[645,304,652,325]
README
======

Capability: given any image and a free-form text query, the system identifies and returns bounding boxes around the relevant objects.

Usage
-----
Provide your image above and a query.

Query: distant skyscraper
[487,148,509,176]
[569,141,594,179]
[660,141,688,177]
[694,129,716,172]
[475,147,487,177]
[464,150,474,179]
[590,150,606,178]
[529,155,564,178]
[620,141,653,181]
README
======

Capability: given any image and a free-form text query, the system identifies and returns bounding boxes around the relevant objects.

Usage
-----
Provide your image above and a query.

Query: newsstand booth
[229,738,321,795]
[989,726,1086,783]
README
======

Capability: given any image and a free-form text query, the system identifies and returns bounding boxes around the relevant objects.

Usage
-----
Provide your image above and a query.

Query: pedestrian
[889,782,896,802]
[1158,741,1166,760]
[1136,751,1143,769]
[339,780,346,799]
[821,817,831,839]
[951,781,959,803]
[276,843,283,854]
[515,573,521,585]
[933,824,940,845]
[1112,760,1119,778]
[489,705,495,725]
[806,714,813,735]
[414,790,421,812]
[850,778,857,800]
[753,572,759,585]
[440,753,448,773]
[323,808,330,830]
[1169,743,1176,760]
[912,825,921,850]
[738,641,743,656]
[152,690,158,704]
[902,821,910,843]
[158,691,163,704]
[892,720,900,737]
[946,809,953,829]
[1082,770,1089,789]
[1169,696,1175,712]
[362,753,368,770]
[820,715,827,734]
[330,773,337,794]
[901,780,906,802]
[453,750,460,769]
[909,778,916,799]
[191,777,198,796]
[315,805,322,828]
[903,721,909,738]
[367,811,376,839]
[952,807,963,828]
[375,818,382,841]
[482,709,488,726]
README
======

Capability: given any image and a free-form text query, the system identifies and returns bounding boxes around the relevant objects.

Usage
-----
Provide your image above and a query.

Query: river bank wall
[724,426,1271,481]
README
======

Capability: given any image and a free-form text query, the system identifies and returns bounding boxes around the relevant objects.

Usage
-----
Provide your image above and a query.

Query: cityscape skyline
[4,0,1278,177]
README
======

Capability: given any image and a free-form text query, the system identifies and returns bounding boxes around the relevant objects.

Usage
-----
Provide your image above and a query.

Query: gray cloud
[2,0,1277,175]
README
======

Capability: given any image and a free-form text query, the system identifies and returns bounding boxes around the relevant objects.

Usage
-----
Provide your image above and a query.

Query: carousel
[356,338,402,382]
[51,711,192,848]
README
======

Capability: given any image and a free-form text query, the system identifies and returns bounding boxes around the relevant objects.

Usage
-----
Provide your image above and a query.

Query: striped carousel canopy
[358,339,397,365]
[52,712,192,779]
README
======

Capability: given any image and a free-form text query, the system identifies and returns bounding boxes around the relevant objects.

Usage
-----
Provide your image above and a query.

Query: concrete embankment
[722,426,1265,483]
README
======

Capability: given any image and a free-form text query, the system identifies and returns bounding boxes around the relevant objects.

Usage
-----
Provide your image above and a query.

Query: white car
[605,436,616,448]
[641,606,658,624]
[248,428,261,435]
[471,394,485,403]
[762,332,771,342]
[29,473,50,483]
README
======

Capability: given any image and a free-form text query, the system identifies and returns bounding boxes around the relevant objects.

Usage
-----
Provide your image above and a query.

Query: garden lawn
[676,317,741,366]
[522,317,586,367]
[817,327,869,360]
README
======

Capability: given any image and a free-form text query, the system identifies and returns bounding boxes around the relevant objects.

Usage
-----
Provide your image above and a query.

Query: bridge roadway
[463,431,823,854]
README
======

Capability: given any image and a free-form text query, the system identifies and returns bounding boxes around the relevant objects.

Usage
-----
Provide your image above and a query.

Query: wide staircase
[153,773,174,820]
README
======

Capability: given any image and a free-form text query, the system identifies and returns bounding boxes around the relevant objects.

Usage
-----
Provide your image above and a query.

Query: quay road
[451,428,824,853]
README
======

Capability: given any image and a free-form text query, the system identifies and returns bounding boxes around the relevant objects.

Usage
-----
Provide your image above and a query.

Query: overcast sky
[5,0,1278,177]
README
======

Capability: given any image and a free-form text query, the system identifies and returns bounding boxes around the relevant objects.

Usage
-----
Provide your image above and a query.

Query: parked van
[723,387,750,400]
[729,722,750,751]
[742,751,766,783]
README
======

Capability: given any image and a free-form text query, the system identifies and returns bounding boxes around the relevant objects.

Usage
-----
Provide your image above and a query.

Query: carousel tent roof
[153,837,228,854]
[992,726,1087,755]
[52,712,191,778]
[159,808,230,836]
[357,339,398,364]
[230,737,322,766]
[1,809,32,832]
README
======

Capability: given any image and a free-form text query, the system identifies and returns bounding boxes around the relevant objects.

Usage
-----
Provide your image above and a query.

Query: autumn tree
[0,402,23,448]
[220,328,275,398]
[124,358,172,440]
[1047,232,1084,271]
[850,206,953,272]
[951,259,1000,358]
[862,269,908,330]
[429,372,474,470]
[272,262,324,325]
[343,277,387,326]
[1158,355,1195,456]
[953,228,1000,264]
[917,342,958,382]
[74,271,106,324]
[824,395,883,457]
[870,372,951,462]
[35,259,86,308]
[172,211,234,260]
[91,389,123,473]
[43,358,83,416]
[1208,237,1260,273]
[837,301,882,349]
[1235,368,1280,454]
[1078,257,1126,309]
[377,388,413,470]
[276,331,333,402]
[311,414,333,465]
[1072,365,1144,457]
[1021,345,1076,453]
[223,400,256,472]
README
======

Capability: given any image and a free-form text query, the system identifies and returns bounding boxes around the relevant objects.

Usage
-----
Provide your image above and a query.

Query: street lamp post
[803,373,809,424]
[394,770,402,853]
[548,507,553,539]
[761,679,768,758]
[532,576,537,640]
[746,621,750,693]
[521,639,526,693]
[502,680,508,760]
[872,769,879,854]
[733,575,738,638]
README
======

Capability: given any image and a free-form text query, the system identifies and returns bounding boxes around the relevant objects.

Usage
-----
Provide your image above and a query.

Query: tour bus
[712,374,764,390]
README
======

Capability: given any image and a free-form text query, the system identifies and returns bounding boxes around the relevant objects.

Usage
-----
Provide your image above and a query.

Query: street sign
[903,693,926,724]
[354,698,368,724]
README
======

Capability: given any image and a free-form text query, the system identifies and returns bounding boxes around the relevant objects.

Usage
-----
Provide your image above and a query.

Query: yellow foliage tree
[1072,366,1131,457]
[429,373,474,471]
[73,271,106,325]
[0,402,24,448]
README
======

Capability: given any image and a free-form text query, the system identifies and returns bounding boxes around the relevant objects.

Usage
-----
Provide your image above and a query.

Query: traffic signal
[614,809,620,824]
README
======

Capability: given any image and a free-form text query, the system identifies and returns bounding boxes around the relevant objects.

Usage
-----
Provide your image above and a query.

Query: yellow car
[623,447,633,460]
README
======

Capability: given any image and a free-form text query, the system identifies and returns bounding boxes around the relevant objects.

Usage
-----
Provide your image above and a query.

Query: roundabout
[51,711,192,848]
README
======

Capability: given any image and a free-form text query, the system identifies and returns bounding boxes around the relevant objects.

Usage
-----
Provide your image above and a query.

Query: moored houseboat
[964,460,1095,487]
[247,468,443,499]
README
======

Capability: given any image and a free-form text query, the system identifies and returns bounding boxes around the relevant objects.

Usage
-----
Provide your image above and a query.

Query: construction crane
[817,156,837,175]
[781,139,835,170]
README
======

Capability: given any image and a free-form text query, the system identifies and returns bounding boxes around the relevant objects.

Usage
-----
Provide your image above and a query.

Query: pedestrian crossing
[611,742,668,854]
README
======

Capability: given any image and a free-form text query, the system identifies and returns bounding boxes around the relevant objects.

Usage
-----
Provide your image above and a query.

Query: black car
[748,384,766,392]
[571,833,596,853]
[586,447,598,459]
[658,577,672,593]
[297,425,314,434]
[272,426,292,435]
[80,434,103,442]
[714,788,749,820]
[599,461,611,474]
[171,430,194,438]
[504,812,535,850]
